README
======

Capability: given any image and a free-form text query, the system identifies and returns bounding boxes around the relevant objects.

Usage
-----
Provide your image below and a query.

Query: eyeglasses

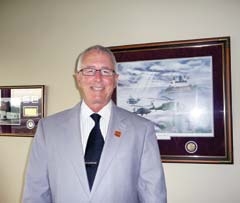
[78,67,116,76]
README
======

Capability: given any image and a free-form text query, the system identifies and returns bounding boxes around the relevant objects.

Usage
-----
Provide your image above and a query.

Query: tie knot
[90,113,101,123]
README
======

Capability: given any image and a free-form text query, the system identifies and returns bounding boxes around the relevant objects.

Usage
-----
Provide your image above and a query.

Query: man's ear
[73,73,79,90]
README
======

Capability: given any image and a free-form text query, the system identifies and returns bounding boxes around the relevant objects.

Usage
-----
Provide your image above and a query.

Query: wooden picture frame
[0,85,45,137]
[110,37,233,164]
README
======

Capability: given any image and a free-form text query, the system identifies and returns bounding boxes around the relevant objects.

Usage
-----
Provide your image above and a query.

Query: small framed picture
[0,85,45,137]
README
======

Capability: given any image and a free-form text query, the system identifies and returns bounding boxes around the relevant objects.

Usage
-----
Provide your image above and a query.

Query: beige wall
[0,0,240,202]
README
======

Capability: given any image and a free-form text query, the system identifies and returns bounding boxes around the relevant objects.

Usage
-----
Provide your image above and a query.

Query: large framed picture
[0,85,45,137]
[110,37,233,164]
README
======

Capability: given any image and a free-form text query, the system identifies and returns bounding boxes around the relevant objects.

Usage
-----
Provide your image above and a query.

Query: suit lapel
[90,105,127,194]
[59,103,129,196]
[58,104,90,197]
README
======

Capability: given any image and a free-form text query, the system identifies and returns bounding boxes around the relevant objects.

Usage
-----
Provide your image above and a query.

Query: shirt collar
[80,100,112,119]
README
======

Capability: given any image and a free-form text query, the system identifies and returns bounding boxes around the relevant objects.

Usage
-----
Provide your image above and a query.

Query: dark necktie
[84,113,104,190]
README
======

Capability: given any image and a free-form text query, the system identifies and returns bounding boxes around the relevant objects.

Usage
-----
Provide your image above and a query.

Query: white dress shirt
[80,100,112,153]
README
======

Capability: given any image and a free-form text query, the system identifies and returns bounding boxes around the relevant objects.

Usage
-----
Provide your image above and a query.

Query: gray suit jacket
[23,102,167,203]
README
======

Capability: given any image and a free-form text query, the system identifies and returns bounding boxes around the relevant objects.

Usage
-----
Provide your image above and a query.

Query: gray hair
[75,45,117,72]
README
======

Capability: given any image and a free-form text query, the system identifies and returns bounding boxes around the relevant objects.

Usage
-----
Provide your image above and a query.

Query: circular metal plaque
[26,119,35,129]
[185,141,198,154]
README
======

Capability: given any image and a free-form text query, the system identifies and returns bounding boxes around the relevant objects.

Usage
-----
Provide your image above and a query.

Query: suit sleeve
[22,119,52,203]
[137,122,167,203]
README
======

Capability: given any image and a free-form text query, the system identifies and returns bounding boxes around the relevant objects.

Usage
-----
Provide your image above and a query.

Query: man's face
[75,50,118,112]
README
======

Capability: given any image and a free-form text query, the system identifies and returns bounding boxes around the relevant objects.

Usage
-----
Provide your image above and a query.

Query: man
[22,45,167,203]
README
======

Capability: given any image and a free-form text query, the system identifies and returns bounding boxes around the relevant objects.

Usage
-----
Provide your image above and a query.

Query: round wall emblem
[185,141,198,154]
[26,119,35,129]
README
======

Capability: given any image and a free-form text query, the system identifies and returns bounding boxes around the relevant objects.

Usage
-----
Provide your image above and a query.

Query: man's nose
[94,70,103,79]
